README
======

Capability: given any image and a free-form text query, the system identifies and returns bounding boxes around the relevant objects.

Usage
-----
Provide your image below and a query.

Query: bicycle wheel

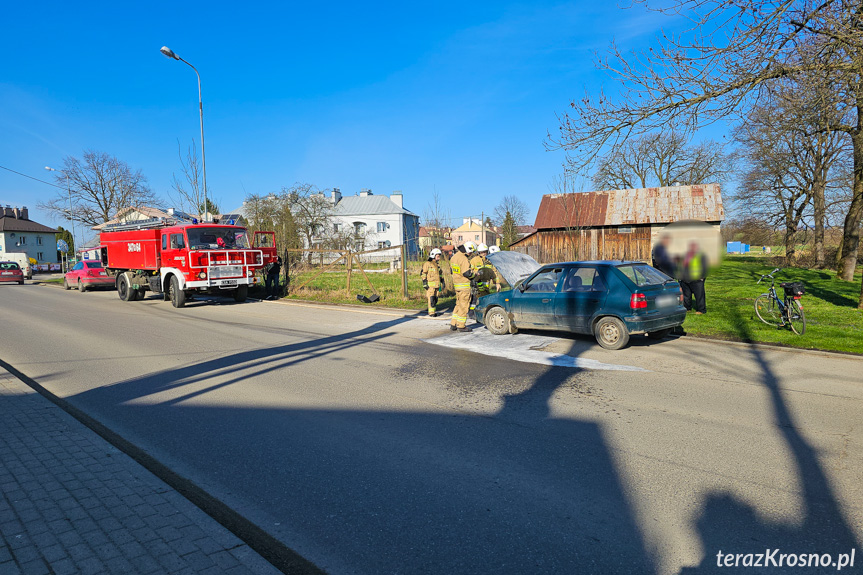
[755,294,782,326]
[787,299,806,335]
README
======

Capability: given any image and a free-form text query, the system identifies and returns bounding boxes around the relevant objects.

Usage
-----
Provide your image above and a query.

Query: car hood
[487,251,541,286]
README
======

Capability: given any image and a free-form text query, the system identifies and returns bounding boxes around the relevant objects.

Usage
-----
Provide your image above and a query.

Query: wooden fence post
[401,244,408,298]
[346,249,353,294]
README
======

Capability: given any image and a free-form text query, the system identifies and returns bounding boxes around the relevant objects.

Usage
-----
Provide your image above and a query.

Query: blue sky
[1,1,678,241]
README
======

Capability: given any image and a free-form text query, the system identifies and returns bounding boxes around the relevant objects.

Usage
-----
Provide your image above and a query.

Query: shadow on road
[63,317,657,574]
[680,306,860,573]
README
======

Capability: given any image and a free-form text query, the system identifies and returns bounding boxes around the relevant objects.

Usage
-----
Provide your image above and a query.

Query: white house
[328,189,420,260]
[0,206,58,265]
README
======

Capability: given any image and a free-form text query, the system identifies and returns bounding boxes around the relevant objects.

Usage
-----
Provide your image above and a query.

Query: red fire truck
[99,217,277,308]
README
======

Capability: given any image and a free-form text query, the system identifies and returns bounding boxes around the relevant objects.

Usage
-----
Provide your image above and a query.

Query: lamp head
[160,46,179,60]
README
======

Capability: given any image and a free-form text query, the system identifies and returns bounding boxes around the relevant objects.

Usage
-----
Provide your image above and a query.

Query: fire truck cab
[100,218,276,308]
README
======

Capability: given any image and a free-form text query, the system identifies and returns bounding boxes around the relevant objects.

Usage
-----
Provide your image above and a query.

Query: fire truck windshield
[187,227,251,250]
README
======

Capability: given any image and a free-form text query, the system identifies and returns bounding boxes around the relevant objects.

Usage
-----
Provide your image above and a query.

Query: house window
[37,252,44,260]
[378,241,387,249]
[353,222,366,235]
[333,223,340,233]
[475,235,480,241]
[36,236,43,245]
[457,235,463,242]
[377,222,387,233]
[618,226,633,234]
[19,236,26,245]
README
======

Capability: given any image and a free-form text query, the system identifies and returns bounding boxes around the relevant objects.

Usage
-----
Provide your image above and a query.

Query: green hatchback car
[476,256,686,350]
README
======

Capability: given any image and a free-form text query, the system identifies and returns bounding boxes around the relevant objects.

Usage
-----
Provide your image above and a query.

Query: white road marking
[424,328,648,371]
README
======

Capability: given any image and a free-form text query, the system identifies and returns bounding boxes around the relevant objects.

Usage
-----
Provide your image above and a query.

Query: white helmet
[429,248,442,258]
[477,243,489,253]
[488,245,500,254]
[463,241,477,254]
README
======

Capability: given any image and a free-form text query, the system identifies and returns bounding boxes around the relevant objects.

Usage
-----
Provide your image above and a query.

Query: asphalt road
[2,282,862,574]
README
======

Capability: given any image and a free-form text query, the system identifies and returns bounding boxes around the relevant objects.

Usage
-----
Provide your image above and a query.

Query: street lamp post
[160,46,209,221]
[45,166,75,267]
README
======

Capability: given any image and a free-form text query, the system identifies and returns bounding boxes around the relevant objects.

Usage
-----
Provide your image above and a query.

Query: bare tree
[493,195,529,227]
[283,183,335,259]
[592,130,732,190]
[422,190,451,250]
[39,150,159,227]
[169,141,220,217]
[547,0,863,305]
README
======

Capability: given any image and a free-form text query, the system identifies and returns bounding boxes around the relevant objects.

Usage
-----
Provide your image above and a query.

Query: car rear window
[85,262,103,269]
[616,264,669,287]
[0,262,20,270]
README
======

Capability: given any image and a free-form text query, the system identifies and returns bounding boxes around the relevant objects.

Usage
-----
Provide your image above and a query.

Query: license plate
[656,295,678,307]
[218,279,238,286]
[99,271,107,276]
[1,272,11,276]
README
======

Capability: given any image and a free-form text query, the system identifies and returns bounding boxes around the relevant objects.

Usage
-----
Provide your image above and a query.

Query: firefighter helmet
[488,245,500,254]
[463,241,477,254]
[477,243,489,253]
[429,248,442,258]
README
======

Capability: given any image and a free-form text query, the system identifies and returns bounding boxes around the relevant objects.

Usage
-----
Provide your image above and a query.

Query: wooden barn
[511,184,724,263]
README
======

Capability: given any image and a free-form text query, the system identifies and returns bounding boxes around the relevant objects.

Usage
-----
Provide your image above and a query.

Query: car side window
[523,268,563,293]
[73,262,83,271]
[562,267,607,292]
[170,234,185,249]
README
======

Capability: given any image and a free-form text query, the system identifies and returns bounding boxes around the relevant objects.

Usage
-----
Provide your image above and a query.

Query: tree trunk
[812,173,826,269]
[784,221,798,267]
[837,131,863,284]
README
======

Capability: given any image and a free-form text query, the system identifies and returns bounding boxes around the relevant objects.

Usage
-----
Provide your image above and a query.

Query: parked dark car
[476,255,686,350]
[64,261,115,292]
[0,261,25,285]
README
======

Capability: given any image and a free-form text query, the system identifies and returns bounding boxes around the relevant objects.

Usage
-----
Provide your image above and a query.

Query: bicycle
[754,268,806,335]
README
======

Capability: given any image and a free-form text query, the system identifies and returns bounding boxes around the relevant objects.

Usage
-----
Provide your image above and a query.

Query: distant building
[0,206,58,265]
[451,218,498,248]
[92,206,211,231]
[511,184,724,263]
[329,189,421,260]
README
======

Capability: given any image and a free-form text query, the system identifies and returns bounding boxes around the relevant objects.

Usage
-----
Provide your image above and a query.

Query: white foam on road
[424,328,648,371]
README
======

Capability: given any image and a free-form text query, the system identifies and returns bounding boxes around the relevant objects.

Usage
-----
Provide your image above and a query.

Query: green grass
[684,256,863,353]
[282,264,456,311]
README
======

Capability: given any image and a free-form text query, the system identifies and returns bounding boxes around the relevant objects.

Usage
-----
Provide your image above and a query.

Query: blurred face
[434,254,441,261]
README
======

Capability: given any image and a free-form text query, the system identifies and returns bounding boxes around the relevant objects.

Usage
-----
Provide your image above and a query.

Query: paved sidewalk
[0,369,283,575]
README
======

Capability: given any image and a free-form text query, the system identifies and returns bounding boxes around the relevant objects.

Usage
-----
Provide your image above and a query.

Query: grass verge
[683,256,863,354]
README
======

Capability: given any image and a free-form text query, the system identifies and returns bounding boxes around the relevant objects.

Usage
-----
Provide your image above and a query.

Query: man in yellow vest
[421,248,444,317]
[680,241,708,314]
[449,241,477,331]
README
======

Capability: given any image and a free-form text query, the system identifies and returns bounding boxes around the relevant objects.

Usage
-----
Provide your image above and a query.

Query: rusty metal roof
[534,184,724,229]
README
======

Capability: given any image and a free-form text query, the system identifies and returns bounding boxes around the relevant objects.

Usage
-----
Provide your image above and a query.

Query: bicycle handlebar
[757,268,782,284]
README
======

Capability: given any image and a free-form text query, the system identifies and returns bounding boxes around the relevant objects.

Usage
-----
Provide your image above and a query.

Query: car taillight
[630,293,647,310]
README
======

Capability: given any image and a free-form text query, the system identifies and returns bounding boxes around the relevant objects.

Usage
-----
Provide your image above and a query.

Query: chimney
[359,188,372,197]
[20,207,28,220]
[390,191,403,209]
[331,188,342,204]
[12,207,20,219]
[3,205,12,218]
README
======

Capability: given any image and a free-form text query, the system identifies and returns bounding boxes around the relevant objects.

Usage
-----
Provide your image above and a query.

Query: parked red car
[0,261,25,284]
[64,261,115,292]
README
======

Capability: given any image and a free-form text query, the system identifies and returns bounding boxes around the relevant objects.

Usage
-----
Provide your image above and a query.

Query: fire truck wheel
[233,284,248,302]
[117,273,133,302]
[169,275,186,308]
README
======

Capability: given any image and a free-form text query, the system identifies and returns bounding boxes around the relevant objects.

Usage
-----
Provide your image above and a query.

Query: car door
[554,266,608,333]
[509,267,564,328]
[70,261,84,282]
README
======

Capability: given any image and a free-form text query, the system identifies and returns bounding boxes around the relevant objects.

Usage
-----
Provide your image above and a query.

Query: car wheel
[78,279,87,293]
[594,316,630,350]
[170,275,186,308]
[647,328,672,340]
[233,284,248,302]
[484,307,510,335]
[64,278,71,290]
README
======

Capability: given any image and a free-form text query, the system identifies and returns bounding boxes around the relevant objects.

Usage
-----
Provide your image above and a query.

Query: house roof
[0,215,57,234]
[516,225,536,235]
[533,184,724,229]
[333,195,417,217]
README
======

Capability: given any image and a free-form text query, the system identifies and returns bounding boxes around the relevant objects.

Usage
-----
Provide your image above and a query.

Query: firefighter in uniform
[421,248,444,317]
[449,241,477,331]
[469,243,501,316]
